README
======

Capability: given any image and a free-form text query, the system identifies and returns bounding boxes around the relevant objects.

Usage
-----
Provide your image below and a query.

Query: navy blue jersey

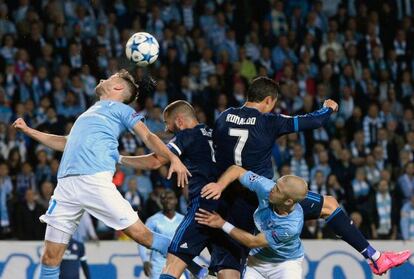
[60,239,86,279]
[167,124,217,200]
[213,106,332,179]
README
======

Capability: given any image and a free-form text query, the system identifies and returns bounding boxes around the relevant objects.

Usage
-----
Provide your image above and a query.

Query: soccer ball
[125,32,159,67]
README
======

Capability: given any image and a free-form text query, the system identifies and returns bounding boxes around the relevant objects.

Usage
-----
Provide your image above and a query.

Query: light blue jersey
[240,171,304,263]
[58,100,143,178]
[139,212,184,279]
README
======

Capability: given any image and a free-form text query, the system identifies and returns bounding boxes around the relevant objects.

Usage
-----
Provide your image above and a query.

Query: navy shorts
[168,196,219,264]
[209,181,258,273]
[209,181,325,273]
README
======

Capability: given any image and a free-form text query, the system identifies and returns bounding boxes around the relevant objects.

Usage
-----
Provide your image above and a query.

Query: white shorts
[243,256,303,279]
[40,172,139,235]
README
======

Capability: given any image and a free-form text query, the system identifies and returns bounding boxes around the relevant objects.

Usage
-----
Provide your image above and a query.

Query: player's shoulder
[147,211,164,223]
[175,212,185,221]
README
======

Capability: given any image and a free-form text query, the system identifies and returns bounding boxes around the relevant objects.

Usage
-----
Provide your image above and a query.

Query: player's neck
[163,210,176,219]
[273,204,294,216]
[181,118,199,129]
[244,102,265,113]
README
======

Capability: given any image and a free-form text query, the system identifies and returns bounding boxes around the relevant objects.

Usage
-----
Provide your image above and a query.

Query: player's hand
[201,183,223,200]
[143,261,152,277]
[12,118,29,133]
[195,209,225,228]
[168,156,191,187]
[323,99,338,112]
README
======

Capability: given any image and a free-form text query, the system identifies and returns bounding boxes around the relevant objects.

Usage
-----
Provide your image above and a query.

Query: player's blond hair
[163,100,196,119]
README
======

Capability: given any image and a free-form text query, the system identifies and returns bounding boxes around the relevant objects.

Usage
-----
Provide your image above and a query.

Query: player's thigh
[162,253,188,277]
[268,258,303,279]
[40,177,84,235]
[299,191,324,220]
[243,266,265,279]
[77,172,139,231]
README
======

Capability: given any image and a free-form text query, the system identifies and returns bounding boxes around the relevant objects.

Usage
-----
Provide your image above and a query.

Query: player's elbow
[246,238,263,249]
[149,159,163,170]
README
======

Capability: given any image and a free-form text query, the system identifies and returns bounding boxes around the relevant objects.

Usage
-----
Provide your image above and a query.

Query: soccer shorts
[168,196,219,264]
[243,256,303,279]
[40,172,139,235]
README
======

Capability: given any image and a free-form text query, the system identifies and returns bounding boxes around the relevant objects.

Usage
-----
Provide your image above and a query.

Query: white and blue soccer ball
[125,32,159,67]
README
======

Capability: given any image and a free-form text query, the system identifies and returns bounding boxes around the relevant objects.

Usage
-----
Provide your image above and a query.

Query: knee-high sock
[326,208,380,260]
[151,232,171,256]
[39,264,60,279]
[159,274,177,279]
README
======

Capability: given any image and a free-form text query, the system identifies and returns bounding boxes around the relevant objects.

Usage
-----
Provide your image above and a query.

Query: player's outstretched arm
[119,153,166,170]
[201,165,247,199]
[195,209,268,248]
[133,121,191,187]
[12,118,67,152]
[275,99,338,135]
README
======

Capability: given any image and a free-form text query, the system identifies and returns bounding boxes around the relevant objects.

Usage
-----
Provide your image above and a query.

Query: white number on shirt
[208,140,216,162]
[229,128,249,166]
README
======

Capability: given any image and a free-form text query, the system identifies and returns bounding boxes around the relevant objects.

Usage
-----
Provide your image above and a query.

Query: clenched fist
[12,118,29,133]
[323,99,339,112]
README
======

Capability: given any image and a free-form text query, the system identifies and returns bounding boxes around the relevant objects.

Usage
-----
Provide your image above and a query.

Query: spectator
[14,188,45,240]
[0,162,12,238]
[123,177,144,213]
[290,143,309,182]
[370,180,397,239]
[37,181,54,210]
[15,161,36,201]
[398,162,414,204]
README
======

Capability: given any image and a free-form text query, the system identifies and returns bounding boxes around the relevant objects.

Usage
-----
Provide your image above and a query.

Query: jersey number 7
[229,128,249,166]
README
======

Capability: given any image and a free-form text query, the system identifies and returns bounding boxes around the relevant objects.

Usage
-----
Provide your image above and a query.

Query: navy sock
[326,208,376,259]
[159,274,176,279]
[39,264,60,279]
[151,232,171,257]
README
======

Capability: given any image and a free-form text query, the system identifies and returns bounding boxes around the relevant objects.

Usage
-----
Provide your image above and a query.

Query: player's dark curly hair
[117,69,156,104]
[247,76,280,103]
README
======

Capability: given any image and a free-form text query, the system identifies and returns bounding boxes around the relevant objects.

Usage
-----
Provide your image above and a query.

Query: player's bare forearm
[12,118,67,151]
[228,228,268,249]
[119,154,166,170]
[217,165,247,188]
[134,122,175,161]
[25,127,66,151]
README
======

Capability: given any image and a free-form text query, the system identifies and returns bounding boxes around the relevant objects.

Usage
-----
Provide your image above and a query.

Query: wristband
[222,222,235,234]
[118,155,124,164]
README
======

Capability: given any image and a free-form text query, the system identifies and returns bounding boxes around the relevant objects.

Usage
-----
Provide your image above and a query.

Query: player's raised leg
[318,194,411,275]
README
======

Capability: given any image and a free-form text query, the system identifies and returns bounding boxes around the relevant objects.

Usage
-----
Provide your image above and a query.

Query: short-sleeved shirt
[240,171,304,263]
[166,124,217,200]
[58,100,143,178]
[145,212,184,279]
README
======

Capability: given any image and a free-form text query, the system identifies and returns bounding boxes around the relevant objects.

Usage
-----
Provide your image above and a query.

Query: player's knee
[321,195,340,219]
[41,248,62,266]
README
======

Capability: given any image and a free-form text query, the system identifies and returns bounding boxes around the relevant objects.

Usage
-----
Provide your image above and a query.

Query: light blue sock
[39,264,60,279]
[151,232,171,256]
[159,274,176,279]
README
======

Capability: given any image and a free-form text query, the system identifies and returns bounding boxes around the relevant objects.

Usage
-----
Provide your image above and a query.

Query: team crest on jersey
[131,112,140,118]
[249,173,260,182]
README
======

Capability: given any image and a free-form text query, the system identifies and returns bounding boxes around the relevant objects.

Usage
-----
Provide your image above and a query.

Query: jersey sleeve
[118,103,144,130]
[240,171,275,209]
[166,130,193,157]
[266,107,333,137]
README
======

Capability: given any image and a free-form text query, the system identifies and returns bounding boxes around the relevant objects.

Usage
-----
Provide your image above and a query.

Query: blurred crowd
[1,0,414,242]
